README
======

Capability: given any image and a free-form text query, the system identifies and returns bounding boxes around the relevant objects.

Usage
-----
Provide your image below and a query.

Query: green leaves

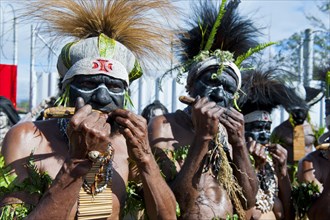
[0,153,52,219]
[172,145,189,162]
[292,181,320,219]
[235,42,277,68]
[54,85,70,107]
[204,0,227,51]
[123,181,146,219]
[0,156,19,197]
[124,90,134,110]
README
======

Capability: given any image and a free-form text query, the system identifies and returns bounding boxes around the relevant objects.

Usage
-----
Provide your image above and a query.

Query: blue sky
[0,0,329,103]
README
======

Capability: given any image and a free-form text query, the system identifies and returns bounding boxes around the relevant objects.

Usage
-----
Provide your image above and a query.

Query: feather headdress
[173,0,275,96]
[179,0,259,63]
[239,68,309,122]
[22,0,176,89]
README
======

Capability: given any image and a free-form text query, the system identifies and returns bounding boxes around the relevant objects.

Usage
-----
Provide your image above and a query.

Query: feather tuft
[239,69,309,114]
[177,0,261,63]
[20,0,177,66]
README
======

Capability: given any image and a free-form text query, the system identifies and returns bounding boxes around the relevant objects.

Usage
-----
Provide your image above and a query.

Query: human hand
[268,144,288,178]
[219,107,245,147]
[67,97,112,159]
[191,96,226,141]
[247,137,267,169]
[109,109,151,165]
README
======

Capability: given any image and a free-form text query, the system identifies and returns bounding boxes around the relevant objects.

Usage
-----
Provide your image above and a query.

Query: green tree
[272,1,329,81]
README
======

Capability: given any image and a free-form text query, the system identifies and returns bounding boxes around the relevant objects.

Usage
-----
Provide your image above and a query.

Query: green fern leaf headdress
[173,0,274,96]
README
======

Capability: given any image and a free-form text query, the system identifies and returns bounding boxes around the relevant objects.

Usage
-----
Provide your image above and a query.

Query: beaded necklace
[58,118,69,143]
[57,118,114,219]
[255,156,277,213]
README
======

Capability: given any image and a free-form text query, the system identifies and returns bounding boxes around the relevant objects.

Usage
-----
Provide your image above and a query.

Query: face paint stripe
[70,84,125,96]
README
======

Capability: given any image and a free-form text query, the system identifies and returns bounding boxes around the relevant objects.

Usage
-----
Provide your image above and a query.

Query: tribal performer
[141,100,169,125]
[0,0,177,219]
[271,105,315,167]
[238,69,303,220]
[148,0,271,219]
[0,96,20,147]
[296,118,330,220]
[296,67,330,220]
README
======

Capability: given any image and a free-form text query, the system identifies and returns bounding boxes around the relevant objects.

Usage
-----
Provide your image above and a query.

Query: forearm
[170,137,210,212]
[277,174,294,220]
[26,159,91,219]
[232,143,258,208]
[171,137,209,194]
[137,156,176,220]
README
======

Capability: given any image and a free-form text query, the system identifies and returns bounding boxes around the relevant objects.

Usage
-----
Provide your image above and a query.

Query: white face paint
[0,111,9,129]
[0,111,10,146]
[70,84,125,96]
[152,108,164,117]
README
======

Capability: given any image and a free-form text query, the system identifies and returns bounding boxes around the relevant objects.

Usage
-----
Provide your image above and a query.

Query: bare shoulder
[148,113,176,152]
[297,151,320,182]
[2,121,39,161]
[148,113,177,141]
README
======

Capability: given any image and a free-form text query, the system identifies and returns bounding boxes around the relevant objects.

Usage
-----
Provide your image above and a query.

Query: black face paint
[191,66,238,107]
[245,121,272,145]
[290,107,308,125]
[69,74,126,112]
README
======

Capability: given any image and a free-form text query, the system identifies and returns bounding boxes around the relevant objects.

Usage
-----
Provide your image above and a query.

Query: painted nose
[92,85,112,105]
[209,86,226,103]
[258,132,271,145]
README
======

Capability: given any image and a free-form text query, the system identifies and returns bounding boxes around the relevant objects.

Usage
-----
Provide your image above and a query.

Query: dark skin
[297,149,330,220]
[244,120,294,220]
[271,120,315,167]
[149,67,258,219]
[1,74,176,220]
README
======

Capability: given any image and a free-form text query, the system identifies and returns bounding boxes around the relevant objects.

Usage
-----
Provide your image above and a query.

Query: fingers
[247,137,256,153]
[69,98,110,142]
[75,97,85,111]
[219,107,243,125]
[110,109,147,136]
[268,144,287,163]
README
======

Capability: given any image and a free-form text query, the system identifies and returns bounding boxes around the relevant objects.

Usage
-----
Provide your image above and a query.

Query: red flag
[0,64,17,107]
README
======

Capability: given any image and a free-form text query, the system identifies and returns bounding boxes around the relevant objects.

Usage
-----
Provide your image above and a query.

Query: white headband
[244,110,272,123]
[187,56,241,91]
[61,57,129,89]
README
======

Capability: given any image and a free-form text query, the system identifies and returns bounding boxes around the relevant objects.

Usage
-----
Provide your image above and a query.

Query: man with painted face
[271,95,315,171]
[0,96,20,147]
[141,100,169,125]
[296,116,330,220]
[238,69,301,220]
[149,1,259,219]
[0,1,176,219]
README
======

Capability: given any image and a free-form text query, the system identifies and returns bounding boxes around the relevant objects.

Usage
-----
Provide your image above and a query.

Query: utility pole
[303,29,314,87]
[0,4,17,65]
[298,38,304,85]
[29,25,37,111]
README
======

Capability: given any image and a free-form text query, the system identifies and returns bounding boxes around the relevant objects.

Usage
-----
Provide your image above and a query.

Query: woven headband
[244,110,272,123]
[57,34,143,90]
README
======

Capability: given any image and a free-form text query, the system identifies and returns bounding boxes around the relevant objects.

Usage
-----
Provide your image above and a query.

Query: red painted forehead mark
[92,59,113,72]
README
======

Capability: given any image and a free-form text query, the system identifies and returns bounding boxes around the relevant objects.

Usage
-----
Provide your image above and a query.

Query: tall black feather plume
[178,0,260,63]
[239,69,309,115]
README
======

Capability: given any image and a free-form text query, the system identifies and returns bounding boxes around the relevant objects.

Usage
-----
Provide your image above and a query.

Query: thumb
[75,97,85,112]
[247,136,254,143]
